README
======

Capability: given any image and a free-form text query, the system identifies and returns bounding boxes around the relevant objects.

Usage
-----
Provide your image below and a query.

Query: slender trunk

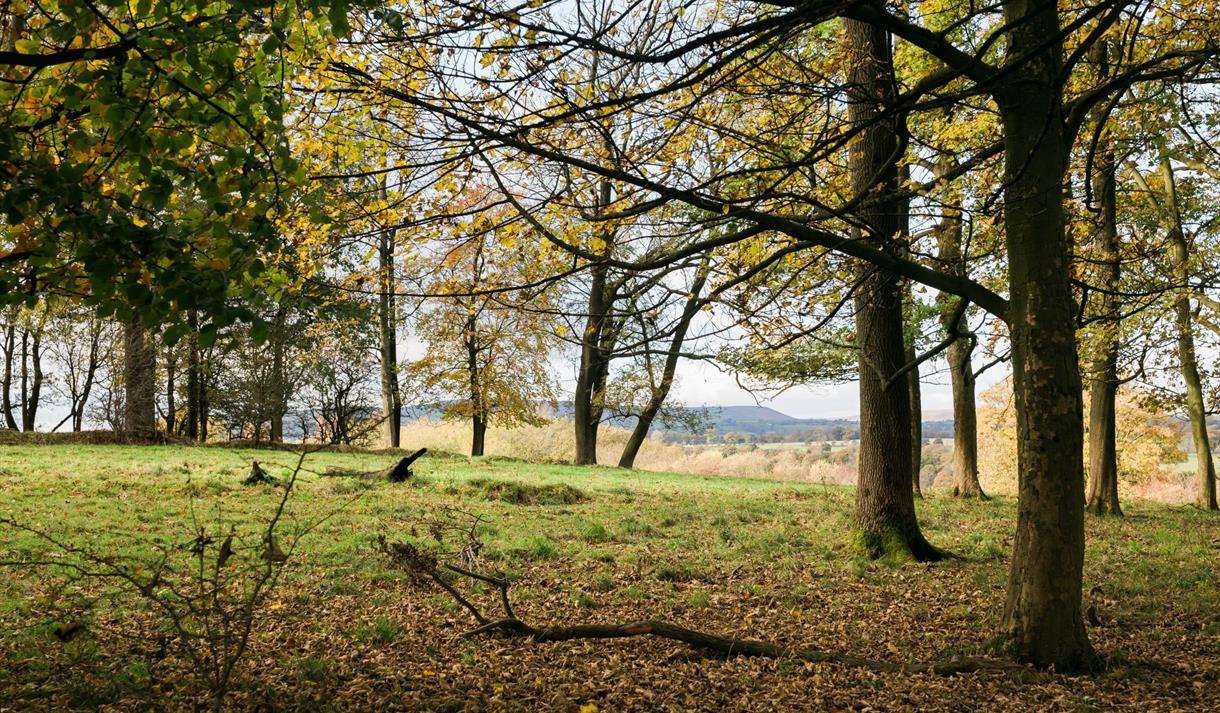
[466,315,486,457]
[124,314,156,437]
[996,0,1094,671]
[906,341,923,498]
[1163,157,1219,510]
[935,160,985,498]
[74,322,100,432]
[269,311,286,443]
[24,327,42,431]
[165,348,177,437]
[1086,72,1122,516]
[574,197,614,465]
[379,223,402,448]
[619,257,711,469]
[1,325,16,429]
[19,328,29,430]
[187,311,200,441]
[845,18,939,561]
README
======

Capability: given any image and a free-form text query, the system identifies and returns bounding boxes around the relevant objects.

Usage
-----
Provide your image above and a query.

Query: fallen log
[323,448,428,482]
[379,530,1042,681]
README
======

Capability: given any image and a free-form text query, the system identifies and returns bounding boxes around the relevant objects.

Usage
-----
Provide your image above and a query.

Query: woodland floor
[0,443,1217,711]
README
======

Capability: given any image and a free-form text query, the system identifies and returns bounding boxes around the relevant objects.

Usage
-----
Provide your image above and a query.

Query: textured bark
[996,0,1095,671]
[186,311,200,441]
[845,19,940,561]
[1085,83,1122,517]
[619,257,710,469]
[935,159,984,499]
[20,327,43,431]
[165,347,177,436]
[1,325,16,429]
[1163,157,1219,511]
[906,341,923,498]
[123,314,156,437]
[378,224,402,449]
[573,178,617,466]
[466,313,486,457]
[268,309,288,443]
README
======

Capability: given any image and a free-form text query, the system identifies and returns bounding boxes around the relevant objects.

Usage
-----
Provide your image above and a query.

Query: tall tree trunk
[186,311,200,441]
[845,19,940,561]
[1,324,16,429]
[934,159,985,498]
[906,341,923,498]
[379,224,402,449]
[619,257,711,469]
[1163,157,1219,511]
[269,310,287,443]
[19,328,29,430]
[1086,71,1122,517]
[573,193,614,465]
[74,325,100,432]
[23,327,42,431]
[165,346,177,437]
[466,315,486,457]
[124,314,156,437]
[996,0,1094,671]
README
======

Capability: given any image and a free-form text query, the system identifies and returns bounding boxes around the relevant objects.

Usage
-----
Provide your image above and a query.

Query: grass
[0,443,1217,710]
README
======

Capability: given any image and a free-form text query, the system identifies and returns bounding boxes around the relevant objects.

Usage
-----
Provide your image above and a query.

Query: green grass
[0,443,1217,710]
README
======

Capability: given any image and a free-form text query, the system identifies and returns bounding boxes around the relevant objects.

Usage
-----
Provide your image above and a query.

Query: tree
[409,199,558,456]
[45,305,112,432]
[329,0,1218,669]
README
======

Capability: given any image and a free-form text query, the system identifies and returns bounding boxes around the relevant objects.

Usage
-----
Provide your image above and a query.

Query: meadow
[0,443,1217,711]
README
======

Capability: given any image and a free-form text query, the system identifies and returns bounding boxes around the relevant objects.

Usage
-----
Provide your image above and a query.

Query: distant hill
[402,400,953,444]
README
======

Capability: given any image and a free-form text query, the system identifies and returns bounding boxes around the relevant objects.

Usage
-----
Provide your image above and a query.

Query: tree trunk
[619,257,711,469]
[1,324,16,429]
[1086,77,1122,517]
[845,18,940,561]
[379,223,402,449]
[996,0,1095,671]
[471,414,486,457]
[74,323,100,432]
[186,311,200,441]
[934,159,985,499]
[573,192,615,466]
[269,310,287,443]
[123,314,156,437]
[24,327,42,431]
[165,345,177,437]
[906,341,923,498]
[19,328,29,430]
[1163,156,1219,511]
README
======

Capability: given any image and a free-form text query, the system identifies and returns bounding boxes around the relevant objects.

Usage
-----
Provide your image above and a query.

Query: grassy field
[0,443,1217,711]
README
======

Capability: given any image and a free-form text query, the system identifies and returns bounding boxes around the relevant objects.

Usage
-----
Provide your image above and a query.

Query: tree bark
[165,344,177,437]
[573,184,616,466]
[466,313,487,457]
[906,341,923,498]
[845,19,940,561]
[934,159,985,499]
[1,324,16,429]
[1085,72,1122,517]
[123,313,156,437]
[186,311,200,441]
[996,0,1095,671]
[1163,156,1219,511]
[379,221,402,449]
[269,309,288,443]
[618,256,711,469]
